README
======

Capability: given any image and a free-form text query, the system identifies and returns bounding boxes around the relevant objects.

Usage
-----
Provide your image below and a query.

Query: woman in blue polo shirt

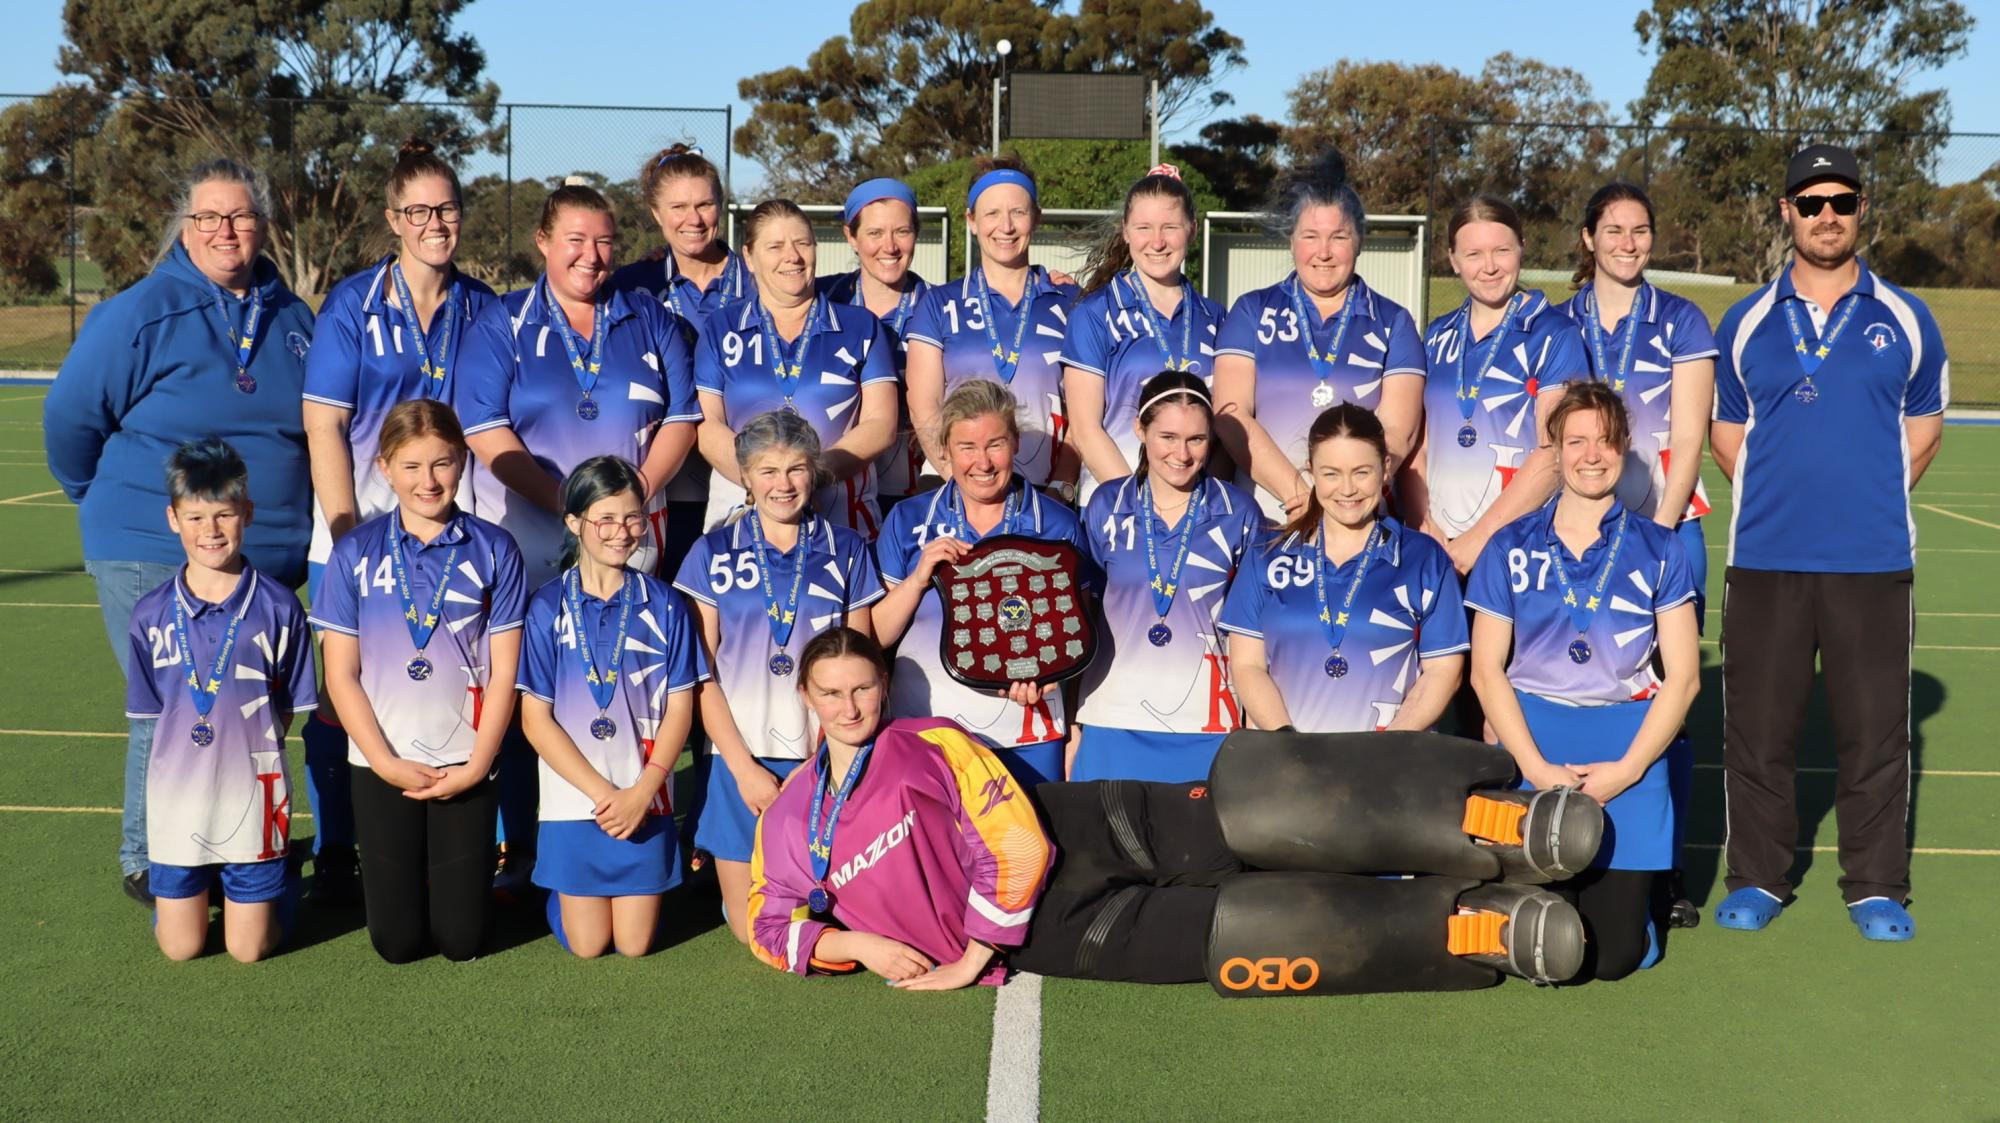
[1073,372,1258,781]
[819,178,931,510]
[1464,381,1700,982]
[694,199,899,536]
[1552,182,1719,929]
[458,182,700,588]
[1211,150,1428,524]
[905,156,1081,494]
[1411,195,1589,576]
[299,138,500,901]
[874,380,1092,787]
[1219,404,1468,734]
[1063,165,1225,504]
[672,411,883,944]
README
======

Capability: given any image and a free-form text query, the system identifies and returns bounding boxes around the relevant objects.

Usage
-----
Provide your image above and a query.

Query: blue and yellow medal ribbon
[1547,509,1628,638]
[1123,270,1197,372]
[950,480,1022,541]
[748,510,810,649]
[808,739,876,881]
[1782,291,1861,379]
[210,283,264,382]
[563,566,634,711]
[1288,274,1358,389]
[391,262,458,397]
[1140,477,1205,619]
[973,267,1036,383]
[388,517,460,657]
[541,275,608,401]
[755,296,821,407]
[1312,521,1382,655]
[171,580,250,725]
[849,274,919,336]
[1584,285,1645,394]
[1453,292,1524,423]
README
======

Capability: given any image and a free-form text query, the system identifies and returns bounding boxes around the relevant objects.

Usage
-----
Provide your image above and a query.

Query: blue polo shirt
[820,270,933,497]
[1420,290,1589,538]
[1217,516,1469,734]
[904,266,1081,488]
[604,247,755,341]
[1714,260,1948,573]
[1215,275,1427,519]
[1465,497,1696,706]
[1060,275,1225,495]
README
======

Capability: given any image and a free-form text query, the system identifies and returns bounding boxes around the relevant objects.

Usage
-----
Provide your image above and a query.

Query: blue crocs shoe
[1714,887,1784,930]
[1848,897,1915,942]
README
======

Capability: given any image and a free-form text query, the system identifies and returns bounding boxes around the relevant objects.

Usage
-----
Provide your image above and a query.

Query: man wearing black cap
[1706,144,1948,941]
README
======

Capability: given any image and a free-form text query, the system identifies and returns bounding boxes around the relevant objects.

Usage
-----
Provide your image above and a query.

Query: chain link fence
[0,93,729,373]
[1412,121,2000,405]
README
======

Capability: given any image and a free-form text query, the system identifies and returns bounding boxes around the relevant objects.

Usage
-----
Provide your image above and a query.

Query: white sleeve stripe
[671,583,719,606]
[786,919,805,970]
[966,887,1034,928]
[1382,366,1427,378]
[1417,642,1472,659]
[301,393,357,409]
[1212,346,1255,359]
[1656,591,1697,612]
[1061,358,1107,377]
[1671,350,1720,364]
[490,619,525,633]
[851,588,886,608]
[904,332,944,348]
[1463,601,1513,622]
[462,418,512,435]
[517,688,556,703]
[1215,622,1263,638]
[124,710,163,720]
[305,617,359,636]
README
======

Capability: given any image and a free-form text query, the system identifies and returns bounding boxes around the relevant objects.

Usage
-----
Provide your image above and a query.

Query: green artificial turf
[2,388,1995,1119]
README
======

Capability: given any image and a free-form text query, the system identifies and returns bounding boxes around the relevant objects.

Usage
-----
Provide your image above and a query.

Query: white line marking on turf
[0,601,98,608]
[1703,609,2000,619]
[986,971,1042,1123]
[0,728,124,738]
[0,804,313,819]
[0,488,64,505]
[0,392,48,403]
[1919,504,2000,531]
[0,568,84,575]
[1694,763,2000,778]
[1698,640,2000,653]
[1703,544,2000,555]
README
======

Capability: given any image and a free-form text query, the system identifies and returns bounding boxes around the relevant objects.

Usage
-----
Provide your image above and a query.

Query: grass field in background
[2,388,1997,1119]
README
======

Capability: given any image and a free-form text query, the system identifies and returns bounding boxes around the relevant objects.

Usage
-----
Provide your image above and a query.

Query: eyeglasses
[397,202,463,226]
[1789,192,1862,218]
[585,514,647,536]
[186,211,262,233]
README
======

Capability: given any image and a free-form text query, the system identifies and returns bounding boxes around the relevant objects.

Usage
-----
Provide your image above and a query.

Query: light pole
[991,38,1012,157]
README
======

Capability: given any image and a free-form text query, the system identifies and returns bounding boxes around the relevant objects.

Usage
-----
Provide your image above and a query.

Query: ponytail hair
[639,143,726,211]
[1571,182,1655,290]
[556,455,647,572]
[1446,194,1525,254]
[1081,166,1198,294]
[1131,370,1213,482]
[1263,148,1367,242]
[537,180,613,237]
[1276,404,1389,543]
[387,137,461,209]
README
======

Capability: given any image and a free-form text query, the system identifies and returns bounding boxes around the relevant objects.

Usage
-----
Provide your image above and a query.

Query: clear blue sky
[3,0,1993,190]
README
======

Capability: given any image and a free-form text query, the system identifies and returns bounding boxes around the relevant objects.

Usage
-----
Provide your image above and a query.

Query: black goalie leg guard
[1461,786,1604,884]
[1205,872,1501,996]
[1210,730,1529,879]
[1452,883,1587,985]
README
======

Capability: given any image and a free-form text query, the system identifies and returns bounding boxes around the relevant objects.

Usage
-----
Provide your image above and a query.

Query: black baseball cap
[1785,144,1862,195]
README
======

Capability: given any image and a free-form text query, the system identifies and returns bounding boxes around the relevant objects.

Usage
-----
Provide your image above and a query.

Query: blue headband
[843,178,918,225]
[967,169,1037,212]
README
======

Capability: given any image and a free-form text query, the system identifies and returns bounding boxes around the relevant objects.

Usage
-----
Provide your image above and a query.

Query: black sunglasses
[1789,192,1862,218]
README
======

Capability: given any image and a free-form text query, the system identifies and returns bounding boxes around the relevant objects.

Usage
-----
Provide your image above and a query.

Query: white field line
[986,971,1042,1123]
[1919,504,2000,531]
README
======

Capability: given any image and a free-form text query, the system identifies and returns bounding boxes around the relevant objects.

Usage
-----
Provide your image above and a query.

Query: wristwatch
[1046,481,1078,505]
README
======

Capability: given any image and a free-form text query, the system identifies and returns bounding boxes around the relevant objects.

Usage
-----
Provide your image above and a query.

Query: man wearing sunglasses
[1707,144,1948,942]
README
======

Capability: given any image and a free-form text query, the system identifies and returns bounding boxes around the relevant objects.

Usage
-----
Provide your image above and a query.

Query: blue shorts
[994,739,1063,788]
[694,756,803,864]
[1070,726,1225,783]
[532,815,681,897]
[150,858,291,904]
[1514,691,1672,871]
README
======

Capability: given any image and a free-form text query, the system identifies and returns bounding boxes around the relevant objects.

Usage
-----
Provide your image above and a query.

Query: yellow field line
[0,601,98,608]
[0,568,84,575]
[0,501,71,508]
[1694,763,2000,778]
[1919,504,2000,531]
[0,392,49,403]
[0,488,64,505]
[1685,843,1999,857]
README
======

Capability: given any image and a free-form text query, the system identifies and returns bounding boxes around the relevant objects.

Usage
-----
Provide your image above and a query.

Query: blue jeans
[86,559,181,876]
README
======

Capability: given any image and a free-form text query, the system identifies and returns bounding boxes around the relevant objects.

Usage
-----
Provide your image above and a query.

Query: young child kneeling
[125,438,317,961]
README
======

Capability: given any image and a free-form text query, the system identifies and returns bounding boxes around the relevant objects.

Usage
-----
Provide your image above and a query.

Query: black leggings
[1552,867,1655,982]
[1010,781,1240,983]
[351,766,497,963]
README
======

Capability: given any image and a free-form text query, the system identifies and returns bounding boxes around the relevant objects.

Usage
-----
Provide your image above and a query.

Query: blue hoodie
[43,244,316,584]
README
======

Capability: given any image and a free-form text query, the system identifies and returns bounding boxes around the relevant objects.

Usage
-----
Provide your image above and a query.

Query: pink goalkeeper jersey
[747,717,1054,985]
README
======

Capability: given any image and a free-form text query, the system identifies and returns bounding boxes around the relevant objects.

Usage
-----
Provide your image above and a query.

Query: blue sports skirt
[1070,726,1226,783]
[693,757,803,863]
[995,738,1064,788]
[533,814,681,897]
[1514,691,1672,871]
